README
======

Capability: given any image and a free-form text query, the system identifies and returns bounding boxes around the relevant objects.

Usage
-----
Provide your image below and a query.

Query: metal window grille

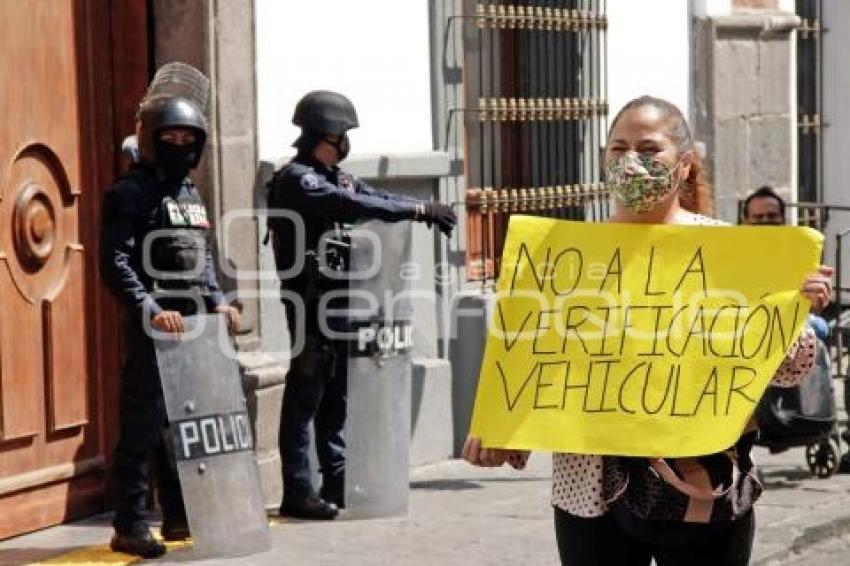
[796,0,824,204]
[459,0,608,282]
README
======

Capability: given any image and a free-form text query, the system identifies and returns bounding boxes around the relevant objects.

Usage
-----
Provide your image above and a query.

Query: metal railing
[465,183,610,281]
[833,227,850,379]
[460,0,608,282]
[796,0,824,203]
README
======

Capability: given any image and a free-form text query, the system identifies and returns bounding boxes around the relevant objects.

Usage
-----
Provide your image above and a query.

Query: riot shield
[155,315,271,558]
[344,221,413,518]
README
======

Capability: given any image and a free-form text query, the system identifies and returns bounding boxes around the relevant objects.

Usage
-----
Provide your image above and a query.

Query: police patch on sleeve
[300,173,320,189]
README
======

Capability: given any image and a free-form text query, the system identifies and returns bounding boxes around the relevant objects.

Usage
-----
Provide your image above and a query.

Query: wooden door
[0,0,149,538]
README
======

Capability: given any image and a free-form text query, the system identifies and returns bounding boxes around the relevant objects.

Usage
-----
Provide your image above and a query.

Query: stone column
[152,0,285,506]
[692,9,799,222]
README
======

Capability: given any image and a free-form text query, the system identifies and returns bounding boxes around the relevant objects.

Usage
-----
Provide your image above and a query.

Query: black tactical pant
[111,318,186,535]
[279,327,348,503]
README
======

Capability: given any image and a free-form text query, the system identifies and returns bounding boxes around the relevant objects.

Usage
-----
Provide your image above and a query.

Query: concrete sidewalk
[3,445,850,565]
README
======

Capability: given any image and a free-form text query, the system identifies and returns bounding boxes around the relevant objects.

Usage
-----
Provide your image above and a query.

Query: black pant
[111,321,185,535]
[554,506,755,566]
[279,335,348,501]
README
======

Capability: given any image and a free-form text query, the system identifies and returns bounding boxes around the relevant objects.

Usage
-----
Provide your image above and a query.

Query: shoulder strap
[647,420,758,504]
[648,458,736,502]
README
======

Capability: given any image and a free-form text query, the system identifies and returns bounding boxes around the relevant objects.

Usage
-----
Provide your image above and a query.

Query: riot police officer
[100,80,239,556]
[268,91,456,520]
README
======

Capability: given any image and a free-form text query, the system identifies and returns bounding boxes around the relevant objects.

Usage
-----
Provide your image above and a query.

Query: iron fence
[459,0,608,282]
[796,0,825,203]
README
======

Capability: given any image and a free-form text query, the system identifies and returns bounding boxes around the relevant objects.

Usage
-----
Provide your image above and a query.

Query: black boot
[839,453,850,474]
[320,473,345,509]
[279,494,339,520]
[161,516,191,541]
[110,526,167,558]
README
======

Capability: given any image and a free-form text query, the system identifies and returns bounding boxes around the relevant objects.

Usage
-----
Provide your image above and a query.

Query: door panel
[0,258,41,443]
[0,0,149,539]
[0,1,92,539]
[44,246,88,432]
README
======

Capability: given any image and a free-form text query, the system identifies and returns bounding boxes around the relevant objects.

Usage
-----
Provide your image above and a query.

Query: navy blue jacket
[267,155,421,285]
[100,165,224,316]
[268,155,419,228]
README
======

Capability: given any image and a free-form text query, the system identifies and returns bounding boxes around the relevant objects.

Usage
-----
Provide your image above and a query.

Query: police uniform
[101,164,224,537]
[269,90,455,520]
[268,155,424,512]
[99,69,222,555]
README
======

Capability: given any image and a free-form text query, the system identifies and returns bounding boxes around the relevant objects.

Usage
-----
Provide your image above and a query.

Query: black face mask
[153,138,201,183]
[326,133,351,162]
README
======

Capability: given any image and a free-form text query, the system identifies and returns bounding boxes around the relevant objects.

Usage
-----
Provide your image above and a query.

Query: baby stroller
[754,337,841,478]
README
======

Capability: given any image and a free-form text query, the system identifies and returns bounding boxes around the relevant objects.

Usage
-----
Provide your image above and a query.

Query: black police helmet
[137,96,208,166]
[292,91,359,137]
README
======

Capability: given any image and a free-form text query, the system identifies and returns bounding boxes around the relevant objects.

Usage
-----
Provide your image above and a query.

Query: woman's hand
[802,265,834,313]
[461,436,527,469]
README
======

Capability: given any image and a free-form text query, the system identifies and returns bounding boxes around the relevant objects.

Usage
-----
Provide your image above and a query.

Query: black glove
[421,202,457,236]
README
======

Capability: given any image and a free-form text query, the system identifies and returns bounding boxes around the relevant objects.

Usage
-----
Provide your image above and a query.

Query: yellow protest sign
[468,216,823,457]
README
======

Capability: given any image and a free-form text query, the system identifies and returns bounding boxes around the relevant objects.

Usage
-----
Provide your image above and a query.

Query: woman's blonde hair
[608,96,713,216]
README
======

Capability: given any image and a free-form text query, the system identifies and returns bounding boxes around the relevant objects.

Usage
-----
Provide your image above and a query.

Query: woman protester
[462,95,833,566]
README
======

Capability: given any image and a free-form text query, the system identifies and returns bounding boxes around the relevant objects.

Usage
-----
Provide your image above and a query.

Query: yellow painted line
[29,520,280,565]
[30,544,140,566]
[29,536,192,565]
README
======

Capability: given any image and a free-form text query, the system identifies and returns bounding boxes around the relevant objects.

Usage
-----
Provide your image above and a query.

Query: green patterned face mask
[605,151,679,213]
